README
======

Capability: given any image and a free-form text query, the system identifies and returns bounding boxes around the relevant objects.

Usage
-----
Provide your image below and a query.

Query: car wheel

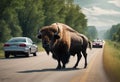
[5,52,10,58]
[14,54,17,58]
[33,52,37,56]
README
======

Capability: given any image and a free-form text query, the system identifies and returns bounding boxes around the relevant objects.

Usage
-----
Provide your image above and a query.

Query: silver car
[3,37,38,58]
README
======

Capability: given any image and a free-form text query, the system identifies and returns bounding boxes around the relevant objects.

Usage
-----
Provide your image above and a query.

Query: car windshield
[93,40,102,42]
[8,38,26,42]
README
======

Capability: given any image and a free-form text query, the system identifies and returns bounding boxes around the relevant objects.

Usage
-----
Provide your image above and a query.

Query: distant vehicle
[3,37,38,58]
[92,39,103,48]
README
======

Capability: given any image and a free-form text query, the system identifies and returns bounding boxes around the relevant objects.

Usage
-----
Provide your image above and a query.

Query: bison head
[37,24,60,54]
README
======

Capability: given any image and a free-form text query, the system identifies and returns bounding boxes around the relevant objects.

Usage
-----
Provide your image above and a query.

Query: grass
[37,42,45,51]
[0,51,4,58]
[0,43,4,58]
[0,42,44,58]
[103,41,120,82]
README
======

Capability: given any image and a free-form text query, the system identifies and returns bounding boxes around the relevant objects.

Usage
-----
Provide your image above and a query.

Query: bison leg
[73,52,82,68]
[61,60,67,69]
[62,63,66,69]
[61,53,70,69]
[56,59,61,69]
[82,51,87,68]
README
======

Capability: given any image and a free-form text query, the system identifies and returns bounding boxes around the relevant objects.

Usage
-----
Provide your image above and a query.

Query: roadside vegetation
[86,26,98,40]
[0,43,4,58]
[37,42,44,51]
[105,23,120,41]
[103,41,120,82]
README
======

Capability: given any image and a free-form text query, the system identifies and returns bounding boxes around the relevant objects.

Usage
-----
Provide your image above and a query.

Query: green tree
[43,0,64,25]
[0,0,11,19]
[105,23,120,41]
[112,24,120,41]
[0,0,23,41]
[87,26,98,40]
[0,20,11,42]
[3,7,22,37]
[65,4,87,33]
[18,0,45,41]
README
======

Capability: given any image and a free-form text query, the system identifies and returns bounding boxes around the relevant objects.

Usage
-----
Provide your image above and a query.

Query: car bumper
[92,45,103,48]
[4,51,28,55]
[4,47,30,53]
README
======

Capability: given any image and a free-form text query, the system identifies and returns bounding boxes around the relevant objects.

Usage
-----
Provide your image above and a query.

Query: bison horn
[54,23,60,39]
[37,30,42,39]
[55,23,60,34]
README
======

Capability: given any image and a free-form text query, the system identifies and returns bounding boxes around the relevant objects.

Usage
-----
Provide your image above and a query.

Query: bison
[37,23,92,69]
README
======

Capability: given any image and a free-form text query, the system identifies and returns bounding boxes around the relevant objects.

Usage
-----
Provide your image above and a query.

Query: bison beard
[37,23,92,69]
[51,41,71,69]
[42,44,50,54]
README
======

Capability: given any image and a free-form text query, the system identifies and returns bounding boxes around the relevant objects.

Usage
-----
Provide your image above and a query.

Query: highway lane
[0,48,110,82]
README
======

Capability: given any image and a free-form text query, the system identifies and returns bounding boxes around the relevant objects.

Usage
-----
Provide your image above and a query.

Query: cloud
[82,6,120,27]
[82,6,120,16]
[108,0,120,7]
[74,0,120,29]
[87,17,118,27]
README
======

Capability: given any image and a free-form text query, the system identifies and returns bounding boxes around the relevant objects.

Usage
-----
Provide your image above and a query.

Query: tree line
[86,26,98,40]
[105,23,120,42]
[0,0,87,43]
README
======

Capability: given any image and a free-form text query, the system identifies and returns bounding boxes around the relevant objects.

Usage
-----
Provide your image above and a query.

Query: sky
[74,0,120,30]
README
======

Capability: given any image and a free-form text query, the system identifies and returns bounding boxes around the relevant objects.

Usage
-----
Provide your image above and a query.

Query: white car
[3,37,38,58]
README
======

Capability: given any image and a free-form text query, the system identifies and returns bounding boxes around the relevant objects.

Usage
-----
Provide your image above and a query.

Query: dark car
[92,39,103,48]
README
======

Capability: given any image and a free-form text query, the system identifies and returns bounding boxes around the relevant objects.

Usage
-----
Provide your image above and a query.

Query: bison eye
[54,34,60,39]
[37,35,41,39]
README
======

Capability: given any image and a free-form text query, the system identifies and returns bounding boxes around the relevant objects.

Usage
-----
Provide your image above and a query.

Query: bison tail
[88,41,92,50]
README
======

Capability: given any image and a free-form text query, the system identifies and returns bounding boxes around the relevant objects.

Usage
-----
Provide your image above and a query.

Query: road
[0,48,110,82]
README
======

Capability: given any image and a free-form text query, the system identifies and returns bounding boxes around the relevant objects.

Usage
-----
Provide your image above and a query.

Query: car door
[27,38,37,53]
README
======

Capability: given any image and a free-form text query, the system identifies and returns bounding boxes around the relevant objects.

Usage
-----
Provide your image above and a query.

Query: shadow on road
[18,68,83,73]
[0,55,36,60]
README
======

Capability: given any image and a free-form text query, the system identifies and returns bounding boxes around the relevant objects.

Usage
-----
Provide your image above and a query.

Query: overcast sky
[74,0,120,30]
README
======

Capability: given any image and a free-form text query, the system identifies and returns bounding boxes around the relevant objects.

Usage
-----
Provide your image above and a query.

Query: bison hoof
[73,67,77,69]
[56,66,61,69]
[84,63,87,68]
[84,65,87,68]
[73,66,77,69]
[62,66,66,69]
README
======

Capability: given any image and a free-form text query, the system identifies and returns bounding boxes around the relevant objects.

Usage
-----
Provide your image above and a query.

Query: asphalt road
[0,48,110,82]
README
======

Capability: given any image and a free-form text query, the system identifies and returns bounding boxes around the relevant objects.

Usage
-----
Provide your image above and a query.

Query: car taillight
[19,44,26,47]
[4,44,10,47]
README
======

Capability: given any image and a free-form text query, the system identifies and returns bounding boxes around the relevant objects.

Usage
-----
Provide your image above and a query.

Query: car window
[27,38,33,44]
[8,38,26,42]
